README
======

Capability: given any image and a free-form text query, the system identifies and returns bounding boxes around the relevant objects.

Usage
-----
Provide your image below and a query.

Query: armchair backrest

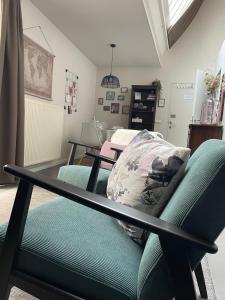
[100,141,125,170]
[137,139,225,299]
[110,129,163,146]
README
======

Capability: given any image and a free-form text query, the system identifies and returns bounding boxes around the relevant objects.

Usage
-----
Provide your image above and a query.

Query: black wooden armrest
[111,147,123,153]
[68,140,100,150]
[85,152,116,165]
[4,165,217,254]
[110,147,123,159]
[67,140,100,165]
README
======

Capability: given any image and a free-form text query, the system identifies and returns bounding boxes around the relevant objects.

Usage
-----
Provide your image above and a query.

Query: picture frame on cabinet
[134,92,141,100]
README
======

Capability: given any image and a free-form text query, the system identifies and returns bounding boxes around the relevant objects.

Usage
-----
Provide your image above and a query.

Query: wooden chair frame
[0,154,216,300]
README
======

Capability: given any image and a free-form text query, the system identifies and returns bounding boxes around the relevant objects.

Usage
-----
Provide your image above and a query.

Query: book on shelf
[132,117,143,123]
[134,92,141,100]
[147,95,156,100]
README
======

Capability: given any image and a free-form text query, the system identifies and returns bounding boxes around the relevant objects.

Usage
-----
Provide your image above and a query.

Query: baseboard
[26,158,67,172]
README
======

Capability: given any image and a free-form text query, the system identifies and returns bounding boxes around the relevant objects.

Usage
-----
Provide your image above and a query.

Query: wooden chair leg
[195,262,208,299]
[86,158,101,192]
[0,180,33,299]
[160,237,197,300]
[68,144,77,165]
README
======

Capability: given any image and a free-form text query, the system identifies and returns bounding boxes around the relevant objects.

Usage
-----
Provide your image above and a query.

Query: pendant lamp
[101,44,120,89]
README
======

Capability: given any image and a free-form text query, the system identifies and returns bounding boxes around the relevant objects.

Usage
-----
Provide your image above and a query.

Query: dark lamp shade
[101,74,120,89]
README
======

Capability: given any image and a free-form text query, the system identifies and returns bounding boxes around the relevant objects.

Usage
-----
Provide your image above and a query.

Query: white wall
[95,0,225,138]
[22,0,97,159]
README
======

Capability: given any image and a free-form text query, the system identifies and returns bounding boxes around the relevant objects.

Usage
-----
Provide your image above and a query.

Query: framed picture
[111,103,120,114]
[103,105,110,111]
[106,91,115,100]
[158,98,165,107]
[122,105,130,114]
[121,87,128,93]
[117,95,125,101]
[98,98,103,105]
[24,35,54,100]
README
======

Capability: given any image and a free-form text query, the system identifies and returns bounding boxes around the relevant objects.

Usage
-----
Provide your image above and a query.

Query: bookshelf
[128,85,158,131]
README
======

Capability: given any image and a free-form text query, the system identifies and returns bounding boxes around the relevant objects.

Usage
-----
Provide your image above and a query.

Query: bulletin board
[64,69,78,114]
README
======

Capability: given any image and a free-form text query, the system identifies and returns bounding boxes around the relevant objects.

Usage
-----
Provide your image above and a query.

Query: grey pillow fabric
[107,130,190,244]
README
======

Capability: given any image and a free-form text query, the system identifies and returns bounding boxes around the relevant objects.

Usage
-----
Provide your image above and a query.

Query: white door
[166,83,194,147]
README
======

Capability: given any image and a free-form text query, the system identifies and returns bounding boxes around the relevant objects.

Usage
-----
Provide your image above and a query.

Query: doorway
[166,82,194,147]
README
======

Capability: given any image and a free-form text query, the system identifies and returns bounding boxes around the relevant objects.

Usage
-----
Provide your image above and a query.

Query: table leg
[68,144,77,165]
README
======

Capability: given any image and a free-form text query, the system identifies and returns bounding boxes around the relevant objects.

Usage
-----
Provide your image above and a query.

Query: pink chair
[99,141,125,170]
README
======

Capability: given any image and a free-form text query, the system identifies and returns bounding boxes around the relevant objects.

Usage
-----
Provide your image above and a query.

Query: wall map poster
[65,69,78,114]
[24,35,54,100]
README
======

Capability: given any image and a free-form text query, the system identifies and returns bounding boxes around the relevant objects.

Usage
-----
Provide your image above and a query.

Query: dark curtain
[0,0,24,184]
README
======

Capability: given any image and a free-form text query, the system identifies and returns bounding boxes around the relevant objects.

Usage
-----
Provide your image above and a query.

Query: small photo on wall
[117,95,125,101]
[106,91,115,100]
[122,105,130,115]
[103,105,110,111]
[121,87,128,93]
[98,98,103,105]
[158,98,165,107]
[111,103,120,114]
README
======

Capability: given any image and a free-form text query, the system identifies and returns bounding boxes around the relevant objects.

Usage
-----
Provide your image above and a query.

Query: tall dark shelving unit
[128,85,158,131]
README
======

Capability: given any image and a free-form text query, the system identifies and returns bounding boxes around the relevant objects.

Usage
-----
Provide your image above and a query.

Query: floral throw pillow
[107,130,191,245]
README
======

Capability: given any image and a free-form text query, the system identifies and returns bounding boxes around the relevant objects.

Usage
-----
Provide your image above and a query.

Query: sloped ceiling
[31,0,161,67]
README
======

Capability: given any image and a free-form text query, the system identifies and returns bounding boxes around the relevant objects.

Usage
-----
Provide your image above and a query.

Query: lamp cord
[110,46,113,75]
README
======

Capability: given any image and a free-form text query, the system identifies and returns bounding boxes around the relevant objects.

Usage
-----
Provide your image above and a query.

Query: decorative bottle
[200,97,214,124]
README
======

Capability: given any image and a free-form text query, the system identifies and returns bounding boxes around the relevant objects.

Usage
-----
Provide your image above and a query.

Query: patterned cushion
[107,130,190,244]
[110,129,163,145]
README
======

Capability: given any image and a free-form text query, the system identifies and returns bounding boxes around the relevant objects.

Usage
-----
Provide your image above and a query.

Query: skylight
[167,0,194,28]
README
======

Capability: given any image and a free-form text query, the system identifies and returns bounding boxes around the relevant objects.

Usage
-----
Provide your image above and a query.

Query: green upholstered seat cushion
[137,140,225,300]
[0,198,142,300]
[58,165,111,194]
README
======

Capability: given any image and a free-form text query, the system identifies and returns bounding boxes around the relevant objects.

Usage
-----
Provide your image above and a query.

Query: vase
[200,97,214,124]
[211,100,221,124]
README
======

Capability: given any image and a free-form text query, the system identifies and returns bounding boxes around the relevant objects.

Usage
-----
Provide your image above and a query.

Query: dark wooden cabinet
[128,85,158,131]
[188,124,223,154]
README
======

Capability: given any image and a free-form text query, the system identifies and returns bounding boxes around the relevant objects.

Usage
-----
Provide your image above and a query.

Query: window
[167,0,194,28]
[164,0,204,47]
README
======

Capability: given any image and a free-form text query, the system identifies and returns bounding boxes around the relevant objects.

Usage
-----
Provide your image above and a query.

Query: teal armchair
[0,140,224,300]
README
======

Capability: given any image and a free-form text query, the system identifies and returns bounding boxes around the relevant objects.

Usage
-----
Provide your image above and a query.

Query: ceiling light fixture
[101,44,120,89]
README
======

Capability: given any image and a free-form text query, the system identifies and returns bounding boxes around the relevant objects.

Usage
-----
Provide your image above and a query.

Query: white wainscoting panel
[24,98,64,166]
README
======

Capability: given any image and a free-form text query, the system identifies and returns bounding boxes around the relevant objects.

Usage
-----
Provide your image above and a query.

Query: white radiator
[24,98,64,166]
